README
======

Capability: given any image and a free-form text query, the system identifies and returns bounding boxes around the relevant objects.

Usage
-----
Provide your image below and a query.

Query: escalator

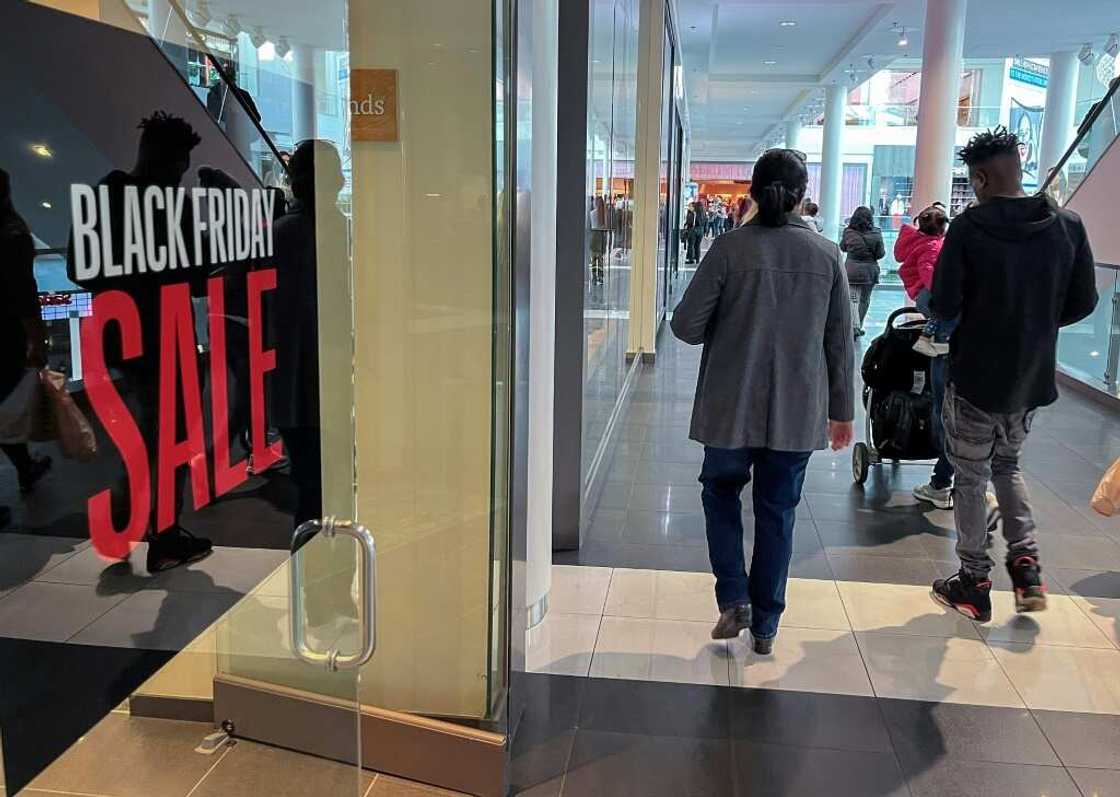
[1044,75,1120,391]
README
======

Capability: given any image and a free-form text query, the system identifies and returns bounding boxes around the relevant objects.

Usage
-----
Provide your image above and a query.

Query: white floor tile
[781,579,851,631]
[603,568,717,622]
[549,565,613,615]
[526,612,601,677]
[838,581,983,639]
[729,628,873,696]
[590,616,730,686]
[0,582,127,642]
[1070,596,1120,650]
[980,592,1115,649]
[857,631,1025,708]
[990,642,1120,714]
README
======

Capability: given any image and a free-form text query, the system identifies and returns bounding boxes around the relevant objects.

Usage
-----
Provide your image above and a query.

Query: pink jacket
[894,224,944,300]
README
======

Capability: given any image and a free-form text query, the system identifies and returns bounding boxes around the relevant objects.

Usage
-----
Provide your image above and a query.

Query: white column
[819,83,846,241]
[1038,51,1079,189]
[785,118,803,151]
[526,0,558,626]
[911,0,967,213]
[291,43,318,144]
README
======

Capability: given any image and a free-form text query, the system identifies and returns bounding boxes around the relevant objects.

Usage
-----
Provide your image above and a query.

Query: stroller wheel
[852,443,871,486]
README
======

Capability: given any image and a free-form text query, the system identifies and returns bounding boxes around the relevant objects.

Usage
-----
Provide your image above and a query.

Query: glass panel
[1058,266,1120,392]
[583,0,638,482]
[2,1,363,793]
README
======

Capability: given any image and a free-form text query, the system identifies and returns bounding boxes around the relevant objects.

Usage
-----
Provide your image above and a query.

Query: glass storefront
[582,0,639,480]
[1,0,512,793]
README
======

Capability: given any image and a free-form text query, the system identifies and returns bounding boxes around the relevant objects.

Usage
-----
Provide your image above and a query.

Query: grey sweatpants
[942,383,1040,578]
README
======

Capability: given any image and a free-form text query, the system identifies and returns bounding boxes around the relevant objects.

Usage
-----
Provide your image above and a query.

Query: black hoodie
[931,195,1098,413]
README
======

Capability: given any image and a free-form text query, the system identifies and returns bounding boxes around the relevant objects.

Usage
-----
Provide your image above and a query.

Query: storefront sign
[1010,57,1048,88]
[690,162,752,181]
[350,68,399,141]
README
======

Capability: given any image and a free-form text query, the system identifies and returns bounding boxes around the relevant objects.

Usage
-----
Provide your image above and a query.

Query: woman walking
[841,206,885,337]
[670,149,854,654]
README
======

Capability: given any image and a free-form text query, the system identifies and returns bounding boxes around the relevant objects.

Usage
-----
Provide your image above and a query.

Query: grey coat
[670,214,855,452]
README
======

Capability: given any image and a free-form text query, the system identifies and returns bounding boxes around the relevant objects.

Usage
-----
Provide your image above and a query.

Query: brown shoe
[711,604,750,640]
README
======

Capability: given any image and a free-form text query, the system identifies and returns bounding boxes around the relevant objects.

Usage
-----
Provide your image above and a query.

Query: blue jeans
[699,447,812,640]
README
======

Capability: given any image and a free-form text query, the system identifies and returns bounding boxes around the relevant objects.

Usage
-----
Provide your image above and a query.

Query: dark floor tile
[815,520,931,558]
[901,757,1080,797]
[731,742,909,797]
[1069,767,1120,796]
[603,457,639,486]
[621,511,707,546]
[827,553,942,587]
[632,460,702,486]
[596,482,633,511]
[562,731,731,797]
[786,551,835,580]
[628,483,704,514]
[1050,568,1120,600]
[642,442,705,465]
[553,541,712,573]
[584,509,627,543]
[1034,711,1120,770]
[726,689,892,753]
[578,678,729,739]
[880,699,1059,767]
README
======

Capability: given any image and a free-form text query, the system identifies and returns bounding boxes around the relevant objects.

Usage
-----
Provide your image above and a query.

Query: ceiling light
[1106,33,1119,59]
[250,26,268,49]
[1079,42,1095,65]
[40,201,52,209]
[779,20,796,28]
[275,37,291,58]
[890,22,908,47]
[762,59,777,66]
[30,143,52,158]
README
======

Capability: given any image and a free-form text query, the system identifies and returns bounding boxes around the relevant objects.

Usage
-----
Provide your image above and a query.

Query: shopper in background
[0,168,52,528]
[589,196,609,286]
[670,149,854,655]
[683,200,705,264]
[897,201,955,510]
[931,127,1098,621]
[840,206,885,337]
[801,200,823,233]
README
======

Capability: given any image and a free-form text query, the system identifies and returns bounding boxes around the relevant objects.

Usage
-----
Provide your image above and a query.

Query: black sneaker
[932,570,992,622]
[1007,555,1048,613]
[19,456,52,493]
[146,528,213,573]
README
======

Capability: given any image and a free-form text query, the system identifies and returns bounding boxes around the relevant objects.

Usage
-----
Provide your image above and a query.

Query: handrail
[157,0,291,178]
[1039,75,1120,196]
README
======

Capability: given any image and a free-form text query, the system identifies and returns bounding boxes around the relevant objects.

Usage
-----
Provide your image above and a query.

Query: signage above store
[1010,57,1049,88]
[350,68,399,141]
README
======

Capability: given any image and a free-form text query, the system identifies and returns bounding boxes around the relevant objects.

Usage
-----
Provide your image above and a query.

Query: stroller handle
[886,306,928,330]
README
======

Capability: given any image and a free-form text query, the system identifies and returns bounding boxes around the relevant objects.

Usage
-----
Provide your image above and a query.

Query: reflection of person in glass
[271,140,355,625]
[0,169,52,528]
[589,196,608,286]
[69,112,213,572]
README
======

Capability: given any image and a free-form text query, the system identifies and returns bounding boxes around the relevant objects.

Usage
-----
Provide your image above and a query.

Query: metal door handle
[289,517,378,671]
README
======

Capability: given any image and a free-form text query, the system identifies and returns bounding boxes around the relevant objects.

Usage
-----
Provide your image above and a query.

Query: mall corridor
[519,316,1120,796]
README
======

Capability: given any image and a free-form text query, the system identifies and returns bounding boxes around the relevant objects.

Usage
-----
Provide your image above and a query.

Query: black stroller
[852,307,940,484]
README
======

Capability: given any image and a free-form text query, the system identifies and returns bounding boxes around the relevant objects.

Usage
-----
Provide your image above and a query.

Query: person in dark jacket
[0,169,52,528]
[840,206,885,337]
[683,201,705,264]
[670,149,854,655]
[930,127,1098,622]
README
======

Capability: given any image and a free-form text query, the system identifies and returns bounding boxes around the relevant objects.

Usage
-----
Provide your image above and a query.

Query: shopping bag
[0,369,47,444]
[1091,457,1120,516]
[37,370,98,461]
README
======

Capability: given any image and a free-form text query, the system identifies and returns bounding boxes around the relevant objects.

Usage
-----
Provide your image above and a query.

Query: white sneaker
[913,336,949,357]
[913,482,954,510]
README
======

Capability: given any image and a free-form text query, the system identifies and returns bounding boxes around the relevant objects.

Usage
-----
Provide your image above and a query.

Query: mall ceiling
[677,0,1120,160]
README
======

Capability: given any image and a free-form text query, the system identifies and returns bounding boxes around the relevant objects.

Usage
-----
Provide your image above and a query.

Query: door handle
[289,516,378,671]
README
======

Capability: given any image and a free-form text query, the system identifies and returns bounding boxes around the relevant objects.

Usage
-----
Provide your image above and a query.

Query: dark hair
[288,139,344,206]
[959,126,1020,167]
[0,168,30,237]
[803,201,819,217]
[848,206,875,232]
[749,149,808,227]
[917,203,949,236]
[138,111,201,162]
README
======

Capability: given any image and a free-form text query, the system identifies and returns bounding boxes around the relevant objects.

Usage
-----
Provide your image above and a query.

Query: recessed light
[30,143,53,158]
[40,201,52,209]
[779,20,797,27]
[762,59,777,66]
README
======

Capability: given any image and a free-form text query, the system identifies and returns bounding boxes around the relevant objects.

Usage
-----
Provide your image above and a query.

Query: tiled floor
[534,301,1120,795]
[18,712,468,797]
